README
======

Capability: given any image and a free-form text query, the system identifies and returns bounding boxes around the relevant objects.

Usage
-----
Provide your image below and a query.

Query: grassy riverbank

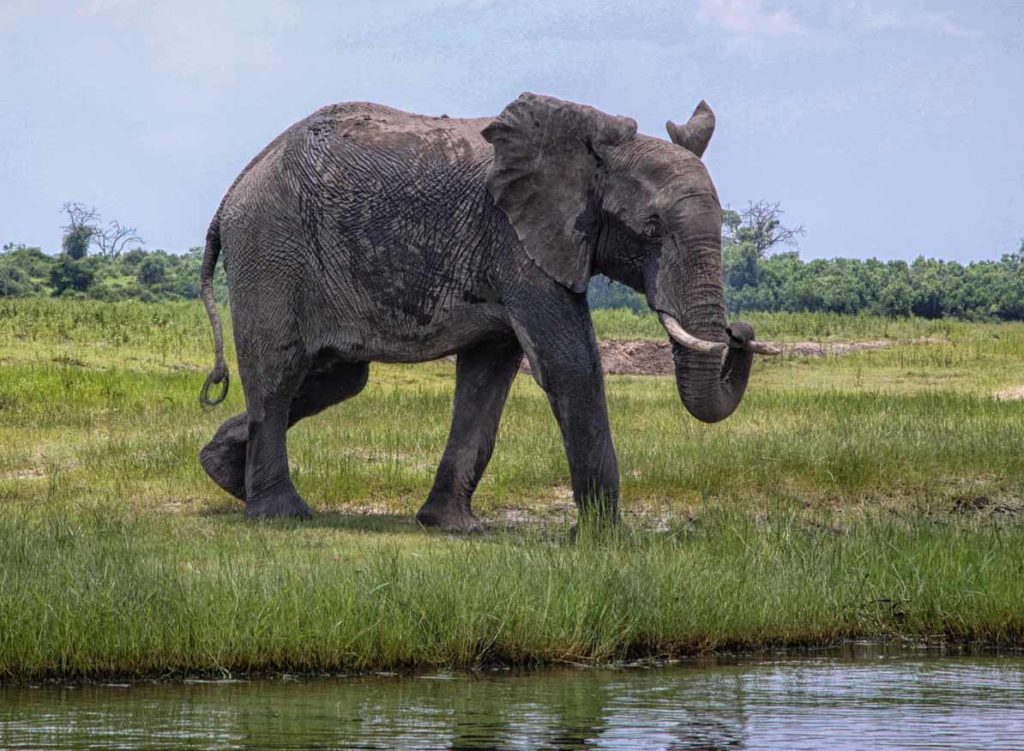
[1,299,1024,680]
[2,505,1022,679]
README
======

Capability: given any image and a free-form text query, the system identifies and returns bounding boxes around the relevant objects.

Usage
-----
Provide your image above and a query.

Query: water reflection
[1,653,1023,750]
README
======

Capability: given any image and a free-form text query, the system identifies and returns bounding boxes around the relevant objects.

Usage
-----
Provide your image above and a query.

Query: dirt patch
[994,386,1024,401]
[0,468,45,481]
[949,495,1018,515]
[519,340,677,377]
[517,338,922,377]
[783,340,894,357]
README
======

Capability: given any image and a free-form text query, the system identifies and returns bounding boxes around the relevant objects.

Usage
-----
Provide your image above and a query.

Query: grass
[590,307,972,342]
[2,505,1022,679]
[1,298,1024,680]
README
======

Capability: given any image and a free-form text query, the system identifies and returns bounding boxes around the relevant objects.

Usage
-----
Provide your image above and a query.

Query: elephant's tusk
[659,313,783,356]
[658,313,728,355]
[745,340,782,356]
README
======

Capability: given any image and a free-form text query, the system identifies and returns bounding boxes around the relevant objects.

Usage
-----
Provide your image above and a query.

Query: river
[2,649,1023,749]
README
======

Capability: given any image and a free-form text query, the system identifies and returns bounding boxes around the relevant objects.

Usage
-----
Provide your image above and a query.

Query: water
[2,652,1023,750]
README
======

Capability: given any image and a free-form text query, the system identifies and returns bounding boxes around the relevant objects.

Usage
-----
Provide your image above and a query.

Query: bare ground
[517,338,920,377]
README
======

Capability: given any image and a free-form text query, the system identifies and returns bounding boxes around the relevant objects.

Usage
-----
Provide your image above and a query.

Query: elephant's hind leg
[416,338,522,532]
[243,364,311,519]
[289,356,369,426]
[201,356,369,508]
[200,413,248,500]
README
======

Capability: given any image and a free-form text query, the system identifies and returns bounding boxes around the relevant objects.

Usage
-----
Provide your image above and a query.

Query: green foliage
[586,241,1024,323]
[49,255,95,295]
[584,200,1023,323]
[4,229,1024,322]
[137,254,168,287]
[0,244,54,296]
[61,225,93,260]
[587,275,646,312]
[725,252,1024,321]
[0,244,225,302]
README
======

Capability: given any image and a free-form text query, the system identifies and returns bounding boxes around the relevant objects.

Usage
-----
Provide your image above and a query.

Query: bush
[49,256,95,295]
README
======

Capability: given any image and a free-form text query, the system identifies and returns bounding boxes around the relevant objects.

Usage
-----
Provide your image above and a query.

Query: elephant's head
[482,93,780,424]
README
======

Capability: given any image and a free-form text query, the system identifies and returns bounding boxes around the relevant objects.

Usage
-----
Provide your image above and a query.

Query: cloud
[842,1,979,39]
[75,0,301,80]
[696,0,804,39]
[0,0,37,36]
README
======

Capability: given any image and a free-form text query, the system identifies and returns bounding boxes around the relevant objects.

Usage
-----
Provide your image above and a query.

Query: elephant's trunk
[653,239,778,424]
[669,328,753,424]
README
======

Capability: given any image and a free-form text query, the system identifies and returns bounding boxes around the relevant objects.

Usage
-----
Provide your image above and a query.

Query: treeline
[4,199,1022,322]
[722,248,1024,320]
[590,246,1024,321]
[0,244,227,302]
[7,240,1024,321]
[589,201,1024,321]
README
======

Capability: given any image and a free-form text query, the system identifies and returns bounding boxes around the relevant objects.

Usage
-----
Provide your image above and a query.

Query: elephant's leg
[507,292,620,521]
[416,338,523,532]
[199,356,369,502]
[239,344,310,518]
[200,412,249,500]
[288,356,370,427]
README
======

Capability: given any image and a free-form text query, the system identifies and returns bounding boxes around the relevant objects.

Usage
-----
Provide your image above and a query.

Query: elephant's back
[220,102,495,214]
[303,102,495,159]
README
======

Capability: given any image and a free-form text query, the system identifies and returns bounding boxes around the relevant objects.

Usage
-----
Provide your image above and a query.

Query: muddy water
[2,651,1023,750]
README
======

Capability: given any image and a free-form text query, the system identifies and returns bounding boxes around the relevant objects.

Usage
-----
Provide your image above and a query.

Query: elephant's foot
[245,489,313,520]
[200,417,248,500]
[199,441,247,500]
[415,499,485,533]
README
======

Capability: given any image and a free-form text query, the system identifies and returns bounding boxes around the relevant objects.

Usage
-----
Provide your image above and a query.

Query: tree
[721,208,742,244]
[723,241,761,289]
[587,275,645,311]
[50,255,95,295]
[721,199,805,315]
[60,202,98,260]
[724,200,805,258]
[1001,238,1024,271]
[93,219,144,258]
[137,255,167,286]
[60,202,144,259]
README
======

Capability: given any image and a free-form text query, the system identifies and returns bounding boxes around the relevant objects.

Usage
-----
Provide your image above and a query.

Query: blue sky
[1,0,1021,262]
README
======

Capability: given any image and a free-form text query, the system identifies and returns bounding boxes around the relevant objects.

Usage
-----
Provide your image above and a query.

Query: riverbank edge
[5,638,1024,688]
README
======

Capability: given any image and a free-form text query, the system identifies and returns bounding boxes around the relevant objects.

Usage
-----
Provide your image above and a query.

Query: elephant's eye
[642,217,662,239]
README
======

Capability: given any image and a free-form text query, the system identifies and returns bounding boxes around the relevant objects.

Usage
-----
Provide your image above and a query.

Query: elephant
[197,92,780,529]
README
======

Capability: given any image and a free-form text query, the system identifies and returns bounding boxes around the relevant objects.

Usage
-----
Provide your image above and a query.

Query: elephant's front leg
[508,294,620,521]
[416,337,523,532]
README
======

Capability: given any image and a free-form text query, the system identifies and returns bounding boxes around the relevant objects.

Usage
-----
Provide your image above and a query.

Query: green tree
[724,200,805,257]
[587,275,645,312]
[60,203,98,260]
[49,256,95,295]
[138,255,167,287]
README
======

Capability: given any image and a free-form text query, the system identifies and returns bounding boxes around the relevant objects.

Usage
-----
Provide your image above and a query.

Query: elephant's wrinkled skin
[198,93,778,529]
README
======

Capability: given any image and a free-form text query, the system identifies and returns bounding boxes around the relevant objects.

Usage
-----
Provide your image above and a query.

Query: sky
[0,0,1021,262]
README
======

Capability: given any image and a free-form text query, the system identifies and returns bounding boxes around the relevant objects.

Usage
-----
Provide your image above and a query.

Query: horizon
[1,1,1021,263]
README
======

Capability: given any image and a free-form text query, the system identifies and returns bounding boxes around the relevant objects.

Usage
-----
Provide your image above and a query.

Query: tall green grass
[591,308,976,342]
[1,503,1021,680]
[2,298,1024,680]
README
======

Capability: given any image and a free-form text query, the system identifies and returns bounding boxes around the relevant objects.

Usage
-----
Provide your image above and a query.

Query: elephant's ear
[666,100,715,158]
[482,93,637,292]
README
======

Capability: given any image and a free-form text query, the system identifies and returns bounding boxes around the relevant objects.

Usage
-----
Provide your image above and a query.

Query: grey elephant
[197,92,780,529]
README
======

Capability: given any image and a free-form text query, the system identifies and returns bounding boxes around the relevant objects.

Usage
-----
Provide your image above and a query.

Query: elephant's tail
[199,214,229,407]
